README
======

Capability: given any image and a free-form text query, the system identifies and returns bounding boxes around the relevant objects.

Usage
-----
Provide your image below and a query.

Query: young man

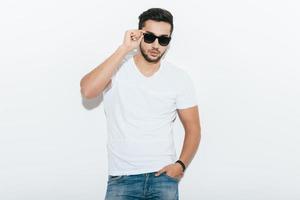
[80,8,201,200]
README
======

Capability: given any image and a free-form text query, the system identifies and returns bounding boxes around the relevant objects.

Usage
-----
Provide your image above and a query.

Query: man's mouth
[150,51,159,56]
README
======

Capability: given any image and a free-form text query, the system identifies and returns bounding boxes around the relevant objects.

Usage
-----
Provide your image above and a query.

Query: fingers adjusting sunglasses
[143,32,171,46]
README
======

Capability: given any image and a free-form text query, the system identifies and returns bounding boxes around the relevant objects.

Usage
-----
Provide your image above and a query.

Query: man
[80,8,201,200]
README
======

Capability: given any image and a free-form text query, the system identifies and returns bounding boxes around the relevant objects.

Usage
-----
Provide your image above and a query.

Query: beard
[139,43,166,63]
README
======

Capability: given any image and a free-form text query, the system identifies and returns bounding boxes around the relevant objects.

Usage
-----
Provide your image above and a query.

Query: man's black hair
[138,8,174,36]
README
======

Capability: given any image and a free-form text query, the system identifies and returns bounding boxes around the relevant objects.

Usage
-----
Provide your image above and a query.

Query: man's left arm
[176,105,201,171]
[155,105,201,178]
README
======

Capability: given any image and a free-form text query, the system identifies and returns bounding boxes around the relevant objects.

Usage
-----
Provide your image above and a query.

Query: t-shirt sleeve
[175,72,198,109]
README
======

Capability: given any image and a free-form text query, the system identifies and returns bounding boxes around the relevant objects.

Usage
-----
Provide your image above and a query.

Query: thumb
[155,167,166,176]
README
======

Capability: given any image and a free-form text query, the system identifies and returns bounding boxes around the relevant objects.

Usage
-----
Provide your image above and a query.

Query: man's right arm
[80,29,145,99]
[80,45,129,99]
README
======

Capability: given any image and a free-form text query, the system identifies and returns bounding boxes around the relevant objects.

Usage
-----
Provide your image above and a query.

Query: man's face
[140,20,172,63]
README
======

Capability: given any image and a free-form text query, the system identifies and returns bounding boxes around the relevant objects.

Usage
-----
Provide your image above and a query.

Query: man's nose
[152,38,160,48]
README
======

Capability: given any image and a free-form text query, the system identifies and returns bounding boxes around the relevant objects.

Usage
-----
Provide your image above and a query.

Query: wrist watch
[175,160,186,172]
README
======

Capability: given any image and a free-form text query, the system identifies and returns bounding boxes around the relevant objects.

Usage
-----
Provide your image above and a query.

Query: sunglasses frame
[142,32,171,46]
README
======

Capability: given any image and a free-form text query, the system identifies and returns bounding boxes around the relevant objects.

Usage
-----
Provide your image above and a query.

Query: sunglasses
[143,32,171,46]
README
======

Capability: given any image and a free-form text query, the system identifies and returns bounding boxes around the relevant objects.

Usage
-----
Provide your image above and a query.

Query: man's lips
[150,51,159,55]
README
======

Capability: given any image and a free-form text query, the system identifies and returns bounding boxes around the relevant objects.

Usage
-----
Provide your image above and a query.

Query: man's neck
[133,54,161,76]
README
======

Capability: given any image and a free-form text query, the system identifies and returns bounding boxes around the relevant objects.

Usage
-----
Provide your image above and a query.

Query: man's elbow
[194,127,201,140]
[80,86,99,99]
[187,126,201,142]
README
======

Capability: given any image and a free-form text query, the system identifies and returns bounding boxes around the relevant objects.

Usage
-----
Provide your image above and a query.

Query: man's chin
[146,57,160,63]
[139,46,164,63]
[144,54,162,63]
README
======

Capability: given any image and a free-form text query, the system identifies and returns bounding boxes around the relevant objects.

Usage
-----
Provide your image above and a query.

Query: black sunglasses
[143,32,171,46]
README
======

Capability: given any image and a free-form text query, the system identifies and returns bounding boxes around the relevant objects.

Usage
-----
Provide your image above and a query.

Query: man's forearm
[178,128,201,171]
[80,45,130,99]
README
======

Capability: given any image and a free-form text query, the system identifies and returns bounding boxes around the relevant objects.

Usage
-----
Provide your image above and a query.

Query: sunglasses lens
[143,33,156,43]
[158,36,171,46]
[143,33,171,46]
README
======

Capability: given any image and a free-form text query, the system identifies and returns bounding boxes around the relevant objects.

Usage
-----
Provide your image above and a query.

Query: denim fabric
[105,171,179,200]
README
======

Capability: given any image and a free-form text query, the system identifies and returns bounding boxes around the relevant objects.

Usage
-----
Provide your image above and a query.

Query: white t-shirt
[102,53,198,176]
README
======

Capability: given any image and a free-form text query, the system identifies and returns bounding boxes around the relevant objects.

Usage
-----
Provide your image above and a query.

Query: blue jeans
[105,171,179,200]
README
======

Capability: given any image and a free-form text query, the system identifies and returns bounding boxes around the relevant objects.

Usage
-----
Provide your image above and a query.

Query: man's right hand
[121,29,146,52]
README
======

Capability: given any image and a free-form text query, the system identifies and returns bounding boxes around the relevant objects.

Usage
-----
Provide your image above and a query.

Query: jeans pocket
[108,175,124,182]
[163,172,179,182]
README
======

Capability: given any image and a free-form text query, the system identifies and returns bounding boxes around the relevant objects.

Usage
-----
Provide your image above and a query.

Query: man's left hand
[155,163,184,181]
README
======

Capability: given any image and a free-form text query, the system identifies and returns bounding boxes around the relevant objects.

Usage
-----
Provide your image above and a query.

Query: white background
[0,0,299,199]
